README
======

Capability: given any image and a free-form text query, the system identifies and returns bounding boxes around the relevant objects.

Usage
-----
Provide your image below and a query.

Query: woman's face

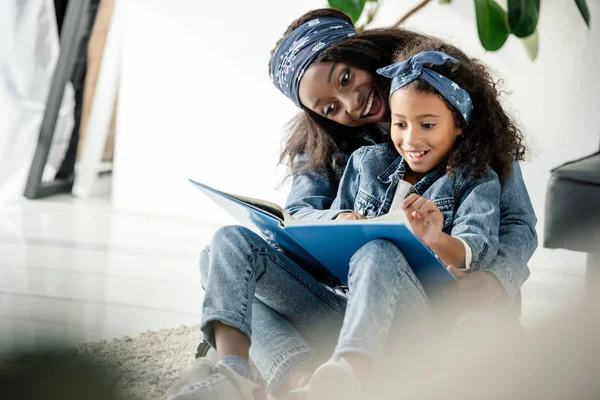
[298,62,388,127]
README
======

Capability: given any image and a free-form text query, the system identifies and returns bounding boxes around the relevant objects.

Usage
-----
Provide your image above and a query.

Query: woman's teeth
[362,90,375,116]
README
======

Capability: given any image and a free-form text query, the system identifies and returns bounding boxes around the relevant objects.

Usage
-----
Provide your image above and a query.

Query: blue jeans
[199,225,430,392]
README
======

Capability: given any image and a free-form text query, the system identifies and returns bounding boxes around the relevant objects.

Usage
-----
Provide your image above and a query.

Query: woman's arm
[284,153,353,220]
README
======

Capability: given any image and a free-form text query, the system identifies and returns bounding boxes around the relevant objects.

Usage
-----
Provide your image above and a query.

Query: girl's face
[298,62,388,127]
[390,87,462,175]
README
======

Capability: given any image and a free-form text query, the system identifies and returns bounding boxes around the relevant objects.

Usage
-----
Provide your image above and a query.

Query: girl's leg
[334,239,431,361]
[199,225,346,392]
[308,239,433,400]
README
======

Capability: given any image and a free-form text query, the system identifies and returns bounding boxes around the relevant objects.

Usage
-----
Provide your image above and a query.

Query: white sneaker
[168,360,264,400]
[307,357,362,400]
[167,358,216,397]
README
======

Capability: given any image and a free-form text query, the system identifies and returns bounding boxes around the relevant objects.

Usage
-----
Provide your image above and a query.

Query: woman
[167,8,537,400]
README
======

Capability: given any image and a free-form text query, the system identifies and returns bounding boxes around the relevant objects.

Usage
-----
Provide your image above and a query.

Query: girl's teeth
[362,91,374,116]
[407,151,428,158]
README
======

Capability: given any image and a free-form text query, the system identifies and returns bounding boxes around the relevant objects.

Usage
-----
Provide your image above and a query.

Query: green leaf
[328,0,368,24]
[574,0,591,27]
[507,0,540,38]
[521,29,539,61]
[474,0,511,51]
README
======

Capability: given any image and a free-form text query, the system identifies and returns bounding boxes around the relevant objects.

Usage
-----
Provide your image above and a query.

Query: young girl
[305,44,528,400]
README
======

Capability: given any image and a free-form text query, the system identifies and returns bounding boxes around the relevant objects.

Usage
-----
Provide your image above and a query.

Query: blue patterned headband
[270,17,356,108]
[377,51,473,124]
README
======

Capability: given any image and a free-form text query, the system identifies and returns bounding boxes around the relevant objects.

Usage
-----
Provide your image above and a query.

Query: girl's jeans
[200,225,430,392]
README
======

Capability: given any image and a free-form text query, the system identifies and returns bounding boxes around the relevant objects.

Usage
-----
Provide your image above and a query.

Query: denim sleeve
[451,170,501,270]
[330,150,362,211]
[480,161,537,301]
[284,154,351,221]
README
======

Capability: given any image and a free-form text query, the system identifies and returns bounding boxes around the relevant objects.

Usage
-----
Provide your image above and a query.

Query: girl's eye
[341,69,350,86]
[422,123,436,129]
[323,103,336,116]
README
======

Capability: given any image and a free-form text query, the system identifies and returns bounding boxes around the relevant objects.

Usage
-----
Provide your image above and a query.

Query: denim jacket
[285,142,537,301]
[330,142,500,270]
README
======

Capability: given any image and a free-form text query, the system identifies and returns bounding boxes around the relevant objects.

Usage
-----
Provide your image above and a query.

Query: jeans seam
[264,345,314,391]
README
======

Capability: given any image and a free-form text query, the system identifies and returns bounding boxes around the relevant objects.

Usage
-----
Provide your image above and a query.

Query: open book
[190,179,455,294]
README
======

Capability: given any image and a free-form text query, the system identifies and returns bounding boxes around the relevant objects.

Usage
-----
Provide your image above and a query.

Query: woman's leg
[249,299,320,395]
[199,225,346,392]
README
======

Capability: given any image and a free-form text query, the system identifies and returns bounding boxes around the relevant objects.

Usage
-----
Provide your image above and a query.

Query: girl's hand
[400,194,443,247]
[335,212,366,221]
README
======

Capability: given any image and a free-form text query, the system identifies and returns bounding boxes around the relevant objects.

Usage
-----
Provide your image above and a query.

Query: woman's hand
[400,194,443,247]
[335,212,366,221]
[443,265,507,312]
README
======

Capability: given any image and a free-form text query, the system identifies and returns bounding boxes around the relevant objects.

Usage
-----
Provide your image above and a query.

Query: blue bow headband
[377,51,473,124]
[270,17,356,108]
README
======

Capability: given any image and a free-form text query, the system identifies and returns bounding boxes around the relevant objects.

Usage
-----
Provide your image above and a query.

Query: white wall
[114,0,323,225]
[114,0,599,271]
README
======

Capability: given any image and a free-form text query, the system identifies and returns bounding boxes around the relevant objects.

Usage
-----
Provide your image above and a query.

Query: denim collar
[412,164,445,195]
[376,142,446,194]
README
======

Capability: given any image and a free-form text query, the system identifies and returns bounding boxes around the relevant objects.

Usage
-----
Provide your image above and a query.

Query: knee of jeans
[211,225,260,250]
[207,225,263,275]
[350,239,409,275]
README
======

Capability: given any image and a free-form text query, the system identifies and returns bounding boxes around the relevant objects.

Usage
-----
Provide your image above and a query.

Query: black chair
[544,143,600,292]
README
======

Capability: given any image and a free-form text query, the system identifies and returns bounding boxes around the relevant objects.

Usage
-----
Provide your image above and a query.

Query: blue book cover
[190,179,456,294]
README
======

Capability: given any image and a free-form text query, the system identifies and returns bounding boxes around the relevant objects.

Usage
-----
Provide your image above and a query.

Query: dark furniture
[544,144,600,292]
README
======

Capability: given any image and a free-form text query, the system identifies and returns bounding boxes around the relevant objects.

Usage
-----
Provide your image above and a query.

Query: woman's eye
[341,69,350,86]
[393,122,407,128]
[323,103,336,116]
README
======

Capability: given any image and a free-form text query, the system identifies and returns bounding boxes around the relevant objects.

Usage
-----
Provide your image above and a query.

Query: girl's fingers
[404,197,428,214]
[400,194,420,209]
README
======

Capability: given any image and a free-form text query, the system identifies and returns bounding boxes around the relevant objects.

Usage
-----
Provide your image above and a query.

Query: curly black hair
[269,8,432,179]
[391,39,527,182]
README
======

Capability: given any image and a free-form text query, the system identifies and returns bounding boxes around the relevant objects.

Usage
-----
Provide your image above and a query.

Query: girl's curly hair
[392,39,527,182]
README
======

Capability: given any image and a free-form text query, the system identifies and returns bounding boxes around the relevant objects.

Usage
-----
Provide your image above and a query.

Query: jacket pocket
[355,189,382,218]
[432,196,455,231]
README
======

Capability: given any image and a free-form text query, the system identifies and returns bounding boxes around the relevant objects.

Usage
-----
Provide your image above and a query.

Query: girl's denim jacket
[331,142,500,270]
[285,142,537,301]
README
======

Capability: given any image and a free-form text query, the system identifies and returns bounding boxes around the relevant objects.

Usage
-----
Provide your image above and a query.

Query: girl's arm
[401,168,501,269]
[449,169,501,270]
[480,161,538,302]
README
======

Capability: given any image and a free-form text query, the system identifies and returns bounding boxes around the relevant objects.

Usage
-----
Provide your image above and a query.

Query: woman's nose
[340,91,361,116]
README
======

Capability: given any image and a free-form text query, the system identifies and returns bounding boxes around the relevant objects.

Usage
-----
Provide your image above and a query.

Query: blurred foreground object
[0,350,124,400]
